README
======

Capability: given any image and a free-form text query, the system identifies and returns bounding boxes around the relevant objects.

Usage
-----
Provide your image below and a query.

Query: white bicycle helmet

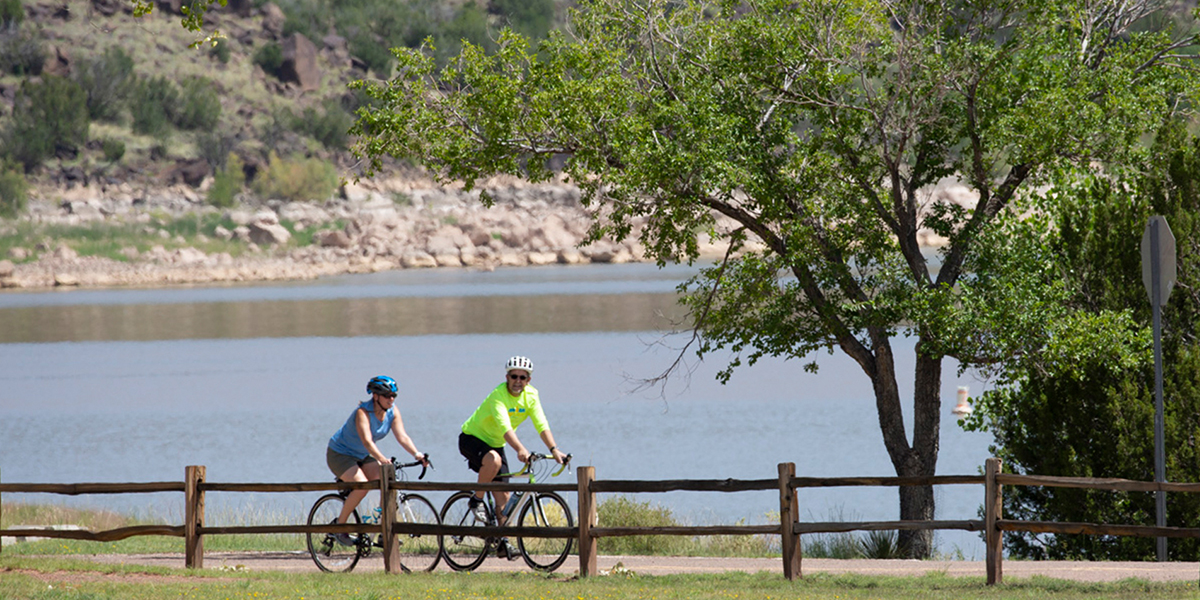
[505,356,534,373]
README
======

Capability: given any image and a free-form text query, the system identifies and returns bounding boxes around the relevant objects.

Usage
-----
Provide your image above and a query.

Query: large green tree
[350,0,1199,557]
[964,123,1200,560]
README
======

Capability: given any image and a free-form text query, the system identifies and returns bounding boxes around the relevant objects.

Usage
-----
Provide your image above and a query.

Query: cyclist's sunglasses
[507,373,529,381]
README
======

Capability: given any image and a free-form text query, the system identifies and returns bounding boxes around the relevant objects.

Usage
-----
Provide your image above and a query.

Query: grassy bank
[2,556,1197,600]
[0,213,347,263]
[3,499,917,560]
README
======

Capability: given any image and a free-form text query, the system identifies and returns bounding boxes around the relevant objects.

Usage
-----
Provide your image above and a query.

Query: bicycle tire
[516,491,574,572]
[395,493,442,572]
[306,494,363,573]
[439,491,490,571]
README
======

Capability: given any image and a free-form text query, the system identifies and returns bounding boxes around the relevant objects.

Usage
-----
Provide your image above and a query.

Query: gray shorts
[326,446,366,478]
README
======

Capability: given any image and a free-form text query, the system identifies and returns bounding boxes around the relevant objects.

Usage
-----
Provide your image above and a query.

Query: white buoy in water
[952,386,972,416]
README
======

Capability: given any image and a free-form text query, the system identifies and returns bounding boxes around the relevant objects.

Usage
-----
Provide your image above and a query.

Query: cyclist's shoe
[495,538,521,561]
[372,534,385,548]
[469,496,489,524]
[332,533,356,547]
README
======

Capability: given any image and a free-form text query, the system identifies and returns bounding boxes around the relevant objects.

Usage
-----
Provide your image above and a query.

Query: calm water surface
[0,263,993,557]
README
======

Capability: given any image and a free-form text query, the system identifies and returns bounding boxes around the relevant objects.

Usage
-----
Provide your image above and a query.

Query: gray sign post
[1141,215,1175,562]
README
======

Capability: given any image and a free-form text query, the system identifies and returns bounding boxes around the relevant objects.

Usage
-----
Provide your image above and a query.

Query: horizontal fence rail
[3,459,1199,585]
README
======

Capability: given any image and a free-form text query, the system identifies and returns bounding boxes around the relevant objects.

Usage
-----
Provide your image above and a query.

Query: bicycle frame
[490,453,571,523]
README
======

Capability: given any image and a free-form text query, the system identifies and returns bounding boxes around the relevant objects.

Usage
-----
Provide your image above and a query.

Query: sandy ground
[70,551,1200,583]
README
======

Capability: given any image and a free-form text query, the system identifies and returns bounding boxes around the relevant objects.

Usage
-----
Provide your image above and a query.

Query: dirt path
[75,551,1200,583]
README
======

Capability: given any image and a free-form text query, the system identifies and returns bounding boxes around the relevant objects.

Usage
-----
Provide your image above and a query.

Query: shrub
[0,27,43,75]
[3,75,89,170]
[491,0,554,40]
[0,0,23,29]
[596,496,686,556]
[208,153,245,208]
[101,138,125,163]
[251,152,337,203]
[196,130,238,170]
[0,164,27,217]
[292,99,353,150]
[172,76,221,131]
[73,46,135,122]
[252,42,283,78]
[209,37,231,64]
[348,33,393,78]
[129,75,179,138]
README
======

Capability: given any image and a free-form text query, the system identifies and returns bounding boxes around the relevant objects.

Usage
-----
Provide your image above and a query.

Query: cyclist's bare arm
[503,429,531,463]
[538,430,566,464]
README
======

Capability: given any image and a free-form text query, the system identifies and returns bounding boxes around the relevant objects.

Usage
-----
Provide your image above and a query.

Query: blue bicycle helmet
[366,375,398,396]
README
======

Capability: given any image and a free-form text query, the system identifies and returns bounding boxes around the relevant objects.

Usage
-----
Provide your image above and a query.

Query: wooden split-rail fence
[3,458,1200,585]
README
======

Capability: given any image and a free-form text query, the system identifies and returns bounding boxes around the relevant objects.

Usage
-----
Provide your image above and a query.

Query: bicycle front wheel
[306,494,362,573]
[395,493,441,572]
[517,492,574,572]
[439,491,490,571]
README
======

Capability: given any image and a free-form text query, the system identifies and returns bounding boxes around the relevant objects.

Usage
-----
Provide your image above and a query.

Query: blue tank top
[328,399,394,459]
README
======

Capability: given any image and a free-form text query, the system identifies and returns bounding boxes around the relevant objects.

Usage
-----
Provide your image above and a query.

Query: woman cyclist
[326,375,429,545]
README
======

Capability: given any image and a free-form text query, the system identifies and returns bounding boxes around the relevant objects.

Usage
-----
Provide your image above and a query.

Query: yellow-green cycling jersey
[461,383,549,448]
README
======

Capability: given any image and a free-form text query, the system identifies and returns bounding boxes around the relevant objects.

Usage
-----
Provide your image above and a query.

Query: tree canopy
[964,123,1200,560]
[351,0,1200,557]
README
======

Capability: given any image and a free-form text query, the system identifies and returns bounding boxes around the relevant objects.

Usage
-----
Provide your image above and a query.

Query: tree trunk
[868,336,943,558]
[899,343,943,557]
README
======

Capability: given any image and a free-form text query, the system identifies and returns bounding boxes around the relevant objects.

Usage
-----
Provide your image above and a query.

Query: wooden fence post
[778,462,801,581]
[381,462,400,573]
[985,457,1003,585]
[577,466,597,577]
[184,465,205,569]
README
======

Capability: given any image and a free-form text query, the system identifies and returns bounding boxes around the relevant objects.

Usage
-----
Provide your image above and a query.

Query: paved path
[77,552,1200,583]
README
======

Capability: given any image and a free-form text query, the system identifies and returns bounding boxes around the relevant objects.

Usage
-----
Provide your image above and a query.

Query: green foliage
[0,26,43,75]
[0,0,23,28]
[349,32,394,78]
[173,76,222,131]
[73,46,135,122]
[350,0,1200,559]
[3,75,89,170]
[209,37,231,64]
[967,124,1200,561]
[290,98,354,150]
[196,130,238,170]
[129,75,180,138]
[0,163,27,218]
[597,495,686,555]
[253,42,283,78]
[251,152,338,202]
[490,0,554,41]
[101,138,126,163]
[208,153,245,208]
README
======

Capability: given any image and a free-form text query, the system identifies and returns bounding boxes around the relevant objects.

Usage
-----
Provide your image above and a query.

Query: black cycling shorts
[458,432,509,482]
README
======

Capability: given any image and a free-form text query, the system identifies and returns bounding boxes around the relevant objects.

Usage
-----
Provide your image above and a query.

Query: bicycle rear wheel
[516,492,574,572]
[439,491,490,571]
[306,494,363,573]
[395,493,442,572]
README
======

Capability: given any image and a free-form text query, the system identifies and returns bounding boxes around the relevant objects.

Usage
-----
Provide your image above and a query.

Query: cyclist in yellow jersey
[459,355,567,560]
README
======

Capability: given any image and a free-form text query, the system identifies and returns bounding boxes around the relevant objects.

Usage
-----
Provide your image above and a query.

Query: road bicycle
[306,457,442,573]
[440,453,574,572]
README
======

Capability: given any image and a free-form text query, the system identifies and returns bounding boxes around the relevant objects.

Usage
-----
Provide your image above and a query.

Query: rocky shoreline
[0,175,666,290]
[0,174,962,291]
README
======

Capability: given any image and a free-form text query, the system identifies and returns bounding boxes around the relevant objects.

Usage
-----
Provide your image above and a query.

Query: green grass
[0,557,1197,600]
[0,212,331,263]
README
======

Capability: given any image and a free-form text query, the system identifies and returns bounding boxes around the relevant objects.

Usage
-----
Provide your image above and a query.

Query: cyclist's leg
[478,450,511,524]
[460,433,510,521]
[337,459,380,524]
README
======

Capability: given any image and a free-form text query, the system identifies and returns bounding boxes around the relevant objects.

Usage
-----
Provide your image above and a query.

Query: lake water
[0,263,994,558]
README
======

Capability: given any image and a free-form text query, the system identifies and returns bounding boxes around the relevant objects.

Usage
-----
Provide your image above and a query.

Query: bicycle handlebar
[507,452,572,478]
[391,455,432,480]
